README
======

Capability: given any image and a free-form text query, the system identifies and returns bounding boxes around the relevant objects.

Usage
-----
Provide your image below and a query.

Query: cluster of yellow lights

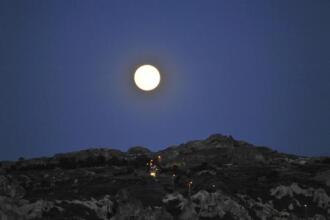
[148,158,159,177]
[148,155,164,177]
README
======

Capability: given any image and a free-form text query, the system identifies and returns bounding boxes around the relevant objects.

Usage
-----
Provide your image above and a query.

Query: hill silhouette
[0,134,329,219]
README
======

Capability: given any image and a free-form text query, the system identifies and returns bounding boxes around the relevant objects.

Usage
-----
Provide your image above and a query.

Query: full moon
[134,65,161,91]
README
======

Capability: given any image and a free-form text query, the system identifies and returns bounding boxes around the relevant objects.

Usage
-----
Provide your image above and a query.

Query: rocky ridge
[0,134,330,219]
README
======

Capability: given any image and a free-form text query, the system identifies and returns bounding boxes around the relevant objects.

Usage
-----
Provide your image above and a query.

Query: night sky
[1,1,330,160]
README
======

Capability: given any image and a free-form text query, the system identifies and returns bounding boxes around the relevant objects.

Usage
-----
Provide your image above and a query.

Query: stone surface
[0,134,329,219]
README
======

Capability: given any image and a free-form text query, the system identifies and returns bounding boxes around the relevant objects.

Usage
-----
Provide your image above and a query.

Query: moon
[134,65,161,91]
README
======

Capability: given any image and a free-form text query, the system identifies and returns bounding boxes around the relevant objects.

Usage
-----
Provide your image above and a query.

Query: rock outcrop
[0,134,329,219]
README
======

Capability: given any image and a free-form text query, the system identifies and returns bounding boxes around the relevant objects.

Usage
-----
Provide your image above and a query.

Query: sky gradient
[1,0,330,160]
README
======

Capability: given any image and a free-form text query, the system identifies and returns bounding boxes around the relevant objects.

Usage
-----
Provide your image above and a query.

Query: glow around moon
[134,65,161,91]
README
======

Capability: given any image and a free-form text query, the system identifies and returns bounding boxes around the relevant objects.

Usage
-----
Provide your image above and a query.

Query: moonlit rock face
[134,65,161,91]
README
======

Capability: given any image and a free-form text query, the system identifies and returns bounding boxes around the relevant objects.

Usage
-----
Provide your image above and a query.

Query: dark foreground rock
[0,134,330,219]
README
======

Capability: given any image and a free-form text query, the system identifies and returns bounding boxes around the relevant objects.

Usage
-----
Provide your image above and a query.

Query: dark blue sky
[1,0,329,160]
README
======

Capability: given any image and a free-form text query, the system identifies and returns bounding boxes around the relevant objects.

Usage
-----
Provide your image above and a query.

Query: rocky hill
[1,134,330,220]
